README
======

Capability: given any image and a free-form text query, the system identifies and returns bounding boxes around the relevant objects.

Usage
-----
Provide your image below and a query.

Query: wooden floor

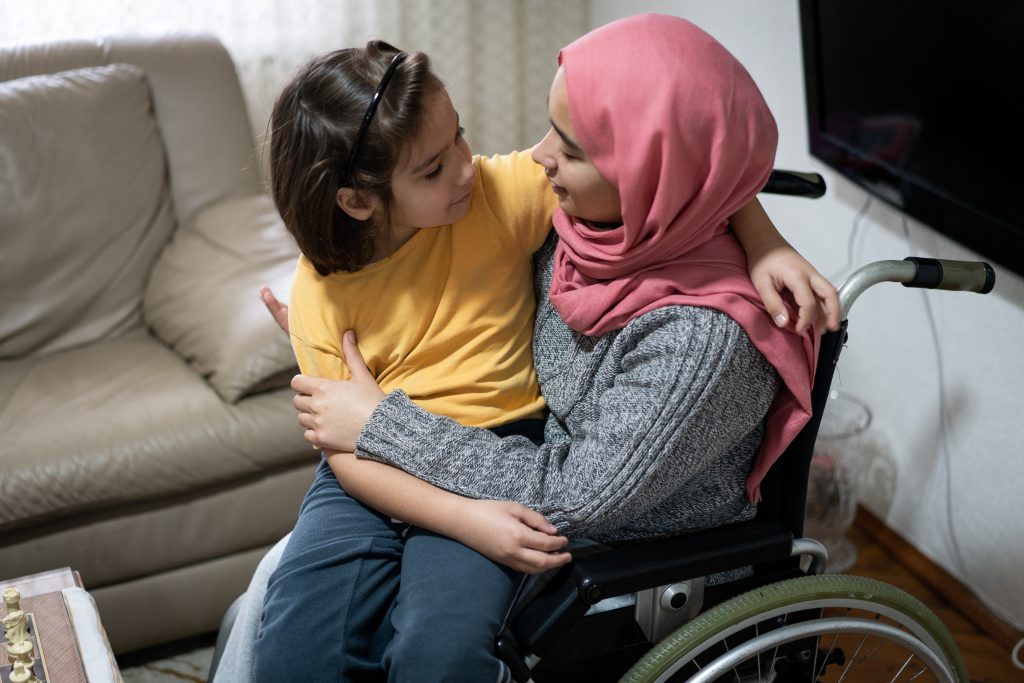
[846,508,1023,682]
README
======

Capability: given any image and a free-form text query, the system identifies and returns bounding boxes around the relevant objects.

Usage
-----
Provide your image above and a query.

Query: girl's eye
[561,149,580,161]
[425,164,444,180]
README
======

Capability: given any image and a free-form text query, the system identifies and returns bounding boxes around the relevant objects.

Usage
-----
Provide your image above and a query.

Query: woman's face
[532,67,621,224]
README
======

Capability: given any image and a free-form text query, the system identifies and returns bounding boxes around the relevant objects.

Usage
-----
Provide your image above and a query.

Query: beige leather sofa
[0,34,316,653]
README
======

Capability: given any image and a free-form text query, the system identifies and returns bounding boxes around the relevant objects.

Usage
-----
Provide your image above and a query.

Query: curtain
[0,0,587,158]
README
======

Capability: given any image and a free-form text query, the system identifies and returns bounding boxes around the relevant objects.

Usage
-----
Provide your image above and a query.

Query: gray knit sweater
[356,238,779,542]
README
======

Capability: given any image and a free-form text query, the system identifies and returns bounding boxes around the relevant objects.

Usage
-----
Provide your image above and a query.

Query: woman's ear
[336,188,376,221]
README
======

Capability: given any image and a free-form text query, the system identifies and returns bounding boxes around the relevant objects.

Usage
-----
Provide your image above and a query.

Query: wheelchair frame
[495,171,993,683]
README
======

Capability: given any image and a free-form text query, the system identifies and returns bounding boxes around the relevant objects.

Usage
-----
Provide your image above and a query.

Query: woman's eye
[456,126,466,140]
[425,164,444,180]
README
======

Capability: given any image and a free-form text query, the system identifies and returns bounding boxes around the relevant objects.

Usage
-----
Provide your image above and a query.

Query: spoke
[813,630,841,681]
[835,634,870,683]
[836,634,886,680]
[809,606,846,683]
[720,638,742,683]
[768,613,787,678]
[889,654,914,682]
[906,666,928,681]
[755,621,762,682]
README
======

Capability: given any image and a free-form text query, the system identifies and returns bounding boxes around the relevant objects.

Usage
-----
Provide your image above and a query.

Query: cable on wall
[829,195,873,283]
[899,216,966,575]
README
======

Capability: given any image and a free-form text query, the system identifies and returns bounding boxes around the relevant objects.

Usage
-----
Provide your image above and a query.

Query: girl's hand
[750,246,841,334]
[260,286,289,334]
[293,331,385,451]
[453,500,572,574]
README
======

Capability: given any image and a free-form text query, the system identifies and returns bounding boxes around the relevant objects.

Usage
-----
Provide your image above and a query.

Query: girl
[249,24,834,683]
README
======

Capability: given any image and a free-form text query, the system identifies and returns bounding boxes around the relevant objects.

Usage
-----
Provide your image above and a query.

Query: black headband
[342,51,409,185]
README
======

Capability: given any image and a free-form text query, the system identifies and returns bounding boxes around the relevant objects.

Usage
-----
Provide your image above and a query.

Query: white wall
[590,0,1024,630]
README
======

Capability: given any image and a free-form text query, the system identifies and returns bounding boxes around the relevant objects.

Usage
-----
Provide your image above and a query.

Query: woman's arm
[353,307,777,538]
[325,451,570,573]
[730,198,840,333]
[258,290,569,573]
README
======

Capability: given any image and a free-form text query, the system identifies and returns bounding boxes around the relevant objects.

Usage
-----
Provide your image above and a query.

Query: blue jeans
[252,458,527,682]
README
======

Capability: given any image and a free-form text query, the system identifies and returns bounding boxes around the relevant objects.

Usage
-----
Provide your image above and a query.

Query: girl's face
[532,67,621,224]
[387,89,474,242]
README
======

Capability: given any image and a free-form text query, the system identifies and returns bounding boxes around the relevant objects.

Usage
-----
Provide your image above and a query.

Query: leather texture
[0,64,175,359]
[0,34,311,652]
[144,194,299,403]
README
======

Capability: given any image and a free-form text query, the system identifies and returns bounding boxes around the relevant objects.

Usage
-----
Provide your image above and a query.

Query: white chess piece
[3,588,21,613]
[3,610,33,663]
[9,658,40,683]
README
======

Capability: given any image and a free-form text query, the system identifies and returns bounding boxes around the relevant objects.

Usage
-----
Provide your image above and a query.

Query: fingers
[757,282,789,329]
[259,286,289,333]
[513,549,573,574]
[341,330,373,381]
[785,277,818,335]
[291,373,328,396]
[514,504,561,536]
[811,275,842,332]
[292,389,312,413]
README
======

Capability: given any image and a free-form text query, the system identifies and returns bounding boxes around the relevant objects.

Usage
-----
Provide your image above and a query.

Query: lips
[453,188,472,205]
[549,181,567,198]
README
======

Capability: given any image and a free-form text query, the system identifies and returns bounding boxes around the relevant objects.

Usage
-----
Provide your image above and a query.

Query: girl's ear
[336,188,376,221]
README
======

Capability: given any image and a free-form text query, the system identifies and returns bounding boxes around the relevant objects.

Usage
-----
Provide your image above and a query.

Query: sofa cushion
[0,63,176,359]
[143,194,300,403]
[0,330,311,535]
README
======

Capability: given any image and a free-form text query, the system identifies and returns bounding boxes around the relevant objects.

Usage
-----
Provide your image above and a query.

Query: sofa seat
[0,329,309,536]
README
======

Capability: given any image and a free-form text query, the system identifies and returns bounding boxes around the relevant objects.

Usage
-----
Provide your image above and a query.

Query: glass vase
[804,390,872,573]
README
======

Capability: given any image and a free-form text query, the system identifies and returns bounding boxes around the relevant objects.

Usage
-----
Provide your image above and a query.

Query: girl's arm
[324,451,570,573]
[304,308,777,539]
[258,291,569,573]
[730,198,840,333]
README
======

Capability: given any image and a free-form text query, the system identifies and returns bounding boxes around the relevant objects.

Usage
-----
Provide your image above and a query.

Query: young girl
[251,32,835,683]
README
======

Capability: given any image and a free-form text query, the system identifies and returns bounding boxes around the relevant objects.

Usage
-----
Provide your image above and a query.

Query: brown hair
[268,41,445,275]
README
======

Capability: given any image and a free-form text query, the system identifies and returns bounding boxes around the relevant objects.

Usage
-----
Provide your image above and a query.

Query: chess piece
[3,609,32,663]
[9,659,40,683]
[3,587,21,613]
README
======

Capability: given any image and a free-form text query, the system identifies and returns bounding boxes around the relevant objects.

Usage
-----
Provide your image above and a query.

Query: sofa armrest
[144,193,299,402]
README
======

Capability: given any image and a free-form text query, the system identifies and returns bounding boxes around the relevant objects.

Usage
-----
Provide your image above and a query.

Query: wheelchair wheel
[618,574,967,683]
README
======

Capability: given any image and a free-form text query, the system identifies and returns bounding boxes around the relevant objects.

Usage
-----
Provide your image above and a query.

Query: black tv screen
[799,0,1024,278]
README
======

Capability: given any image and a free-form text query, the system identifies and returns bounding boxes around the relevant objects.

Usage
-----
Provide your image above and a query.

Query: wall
[590,0,1024,630]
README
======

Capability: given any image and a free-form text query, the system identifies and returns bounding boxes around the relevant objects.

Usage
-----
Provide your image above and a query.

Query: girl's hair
[269,41,445,275]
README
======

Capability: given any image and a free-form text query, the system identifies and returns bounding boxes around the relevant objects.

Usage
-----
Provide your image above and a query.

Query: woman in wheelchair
[231,14,848,683]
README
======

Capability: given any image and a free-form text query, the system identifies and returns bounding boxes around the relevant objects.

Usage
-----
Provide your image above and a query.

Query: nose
[455,147,474,186]
[531,129,557,170]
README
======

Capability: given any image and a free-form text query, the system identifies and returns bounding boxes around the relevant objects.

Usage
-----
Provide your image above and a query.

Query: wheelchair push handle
[839,257,995,318]
[762,169,827,198]
[902,257,996,294]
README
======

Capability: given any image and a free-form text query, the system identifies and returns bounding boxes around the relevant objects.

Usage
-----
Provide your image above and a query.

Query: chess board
[0,569,97,683]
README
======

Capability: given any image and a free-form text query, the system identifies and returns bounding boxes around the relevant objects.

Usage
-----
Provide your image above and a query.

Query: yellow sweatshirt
[288,150,555,428]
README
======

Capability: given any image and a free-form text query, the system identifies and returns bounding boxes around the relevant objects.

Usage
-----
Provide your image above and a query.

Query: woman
[217,14,832,683]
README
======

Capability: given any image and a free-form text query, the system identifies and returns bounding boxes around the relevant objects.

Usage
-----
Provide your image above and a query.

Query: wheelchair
[209,171,994,683]
[491,171,994,683]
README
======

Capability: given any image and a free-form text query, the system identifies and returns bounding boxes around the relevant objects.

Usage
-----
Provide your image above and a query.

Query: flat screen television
[798,0,1024,278]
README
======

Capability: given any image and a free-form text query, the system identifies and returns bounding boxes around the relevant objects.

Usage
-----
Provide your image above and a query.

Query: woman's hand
[749,245,841,334]
[293,331,385,452]
[729,198,840,334]
[260,286,289,334]
[453,500,572,574]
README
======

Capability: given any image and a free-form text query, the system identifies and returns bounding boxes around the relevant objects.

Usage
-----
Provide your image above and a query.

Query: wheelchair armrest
[512,518,794,657]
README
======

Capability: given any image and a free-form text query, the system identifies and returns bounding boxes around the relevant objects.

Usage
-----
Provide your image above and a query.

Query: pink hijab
[549,14,818,503]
